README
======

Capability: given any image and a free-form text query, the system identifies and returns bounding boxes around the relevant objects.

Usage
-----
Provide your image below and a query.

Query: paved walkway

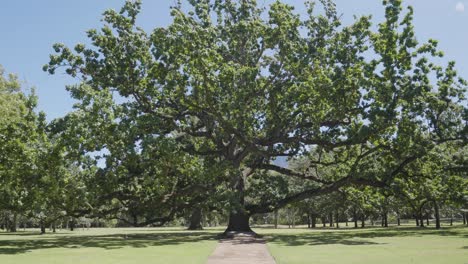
[206,232,276,264]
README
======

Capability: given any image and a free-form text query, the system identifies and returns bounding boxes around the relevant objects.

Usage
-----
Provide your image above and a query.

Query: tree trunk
[188,207,203,230]
[434,201,441,229]
[384,213,388,228]
[226,212,252,233]
[463,212,467,226]
[40,221,46,234]
[450,213,453,226]
[4,215,10,231]
[353,209,358,228]
[419,213,424,227]
[311,215,316,228]
[397,214,401,226]
[52,222,56,233]
[307,214,311,228]
[274,210,278,229]
[426,215,429,226]
[321,217,326,227]
[70,218,75,231]
[10,213,17,232]
[415,216,419,227]
[292,212,296,228]
[225,168,252,233]
[335,212,339,228]
[132,214,138,227]
[361,214,365,228]
[329,213,333,227]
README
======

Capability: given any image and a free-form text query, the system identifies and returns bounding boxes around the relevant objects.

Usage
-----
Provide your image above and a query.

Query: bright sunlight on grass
[0,228,219,264]
[1,226,467,264]
[260,226,468,264]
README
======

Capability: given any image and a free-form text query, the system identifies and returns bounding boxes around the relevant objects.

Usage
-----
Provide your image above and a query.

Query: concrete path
[206,232,276,264]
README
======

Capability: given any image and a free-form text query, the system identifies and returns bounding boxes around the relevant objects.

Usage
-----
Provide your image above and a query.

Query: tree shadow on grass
[0,231,217,255]
[0,232,44,237]
[264,232,383,247]
[261,226,468,247]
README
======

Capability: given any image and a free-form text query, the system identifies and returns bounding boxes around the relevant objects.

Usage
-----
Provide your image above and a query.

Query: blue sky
[1,0,467,120]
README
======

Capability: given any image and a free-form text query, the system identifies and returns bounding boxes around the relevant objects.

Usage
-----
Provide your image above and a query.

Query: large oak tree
[45,0,467,232]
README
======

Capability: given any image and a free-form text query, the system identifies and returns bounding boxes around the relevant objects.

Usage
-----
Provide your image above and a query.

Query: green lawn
[0,228,219,264]
[1,226,467,264]
[260,225,468,264]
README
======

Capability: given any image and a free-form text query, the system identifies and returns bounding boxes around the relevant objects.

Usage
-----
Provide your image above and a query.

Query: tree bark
[463,212,467,226]
[307,214,311,228]
[292,211,296,228]
[225,211,252,232]
[361,214,365,228]
[132,214,138,227]
[426,215,429,226]
[40,221,46,234]
[353,208,358,228]
[4,215,10,231]
[225,168,252,233]
[52,222,56,233]
[434,201,441,229]
[311,214,316,228]
[70,218,75,231]
[335,212,339,228]
[384,212,388,228]
[321,217,326,227]
[188,207,203,230]
[10,213,17,232]
[274,210,278,229]
[329,213,333,227]
[415,216,419,227]
[450,213,453,226]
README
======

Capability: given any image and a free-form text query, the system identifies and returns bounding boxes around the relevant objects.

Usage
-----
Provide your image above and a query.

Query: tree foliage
[42,0,467,231]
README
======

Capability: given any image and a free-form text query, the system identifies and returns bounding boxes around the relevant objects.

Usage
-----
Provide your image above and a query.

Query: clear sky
[1,0,467,120]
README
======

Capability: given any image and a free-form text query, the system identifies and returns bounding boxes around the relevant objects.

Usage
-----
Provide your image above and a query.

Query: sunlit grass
[259,225,468,264]
[1,225,467,264]
[0,227,220,264]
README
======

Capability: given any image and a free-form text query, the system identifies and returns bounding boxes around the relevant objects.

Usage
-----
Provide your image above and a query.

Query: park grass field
[0,227,219,264]
[0,225,467,264]
[260,225,468,264]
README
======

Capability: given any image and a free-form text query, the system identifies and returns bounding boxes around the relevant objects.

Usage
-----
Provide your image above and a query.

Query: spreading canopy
[44,0,467,230]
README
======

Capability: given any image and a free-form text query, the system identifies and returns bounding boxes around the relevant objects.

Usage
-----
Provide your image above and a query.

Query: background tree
[0,65,44,232]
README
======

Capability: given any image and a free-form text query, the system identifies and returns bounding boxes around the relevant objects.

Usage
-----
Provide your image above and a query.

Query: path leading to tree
[206,232,276,264]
